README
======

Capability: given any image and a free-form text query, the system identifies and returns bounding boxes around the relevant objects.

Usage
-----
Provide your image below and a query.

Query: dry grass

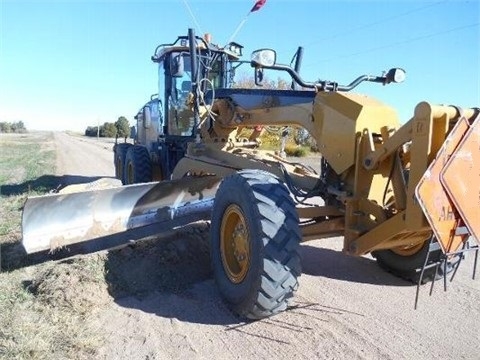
[0,132,108,359]
[0,257,107,359]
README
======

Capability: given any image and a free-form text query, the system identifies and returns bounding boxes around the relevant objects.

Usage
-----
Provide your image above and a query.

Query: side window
[136,110,143,128]
[208,60,223,88]
[150,101,159,132]
[158,62,166,134]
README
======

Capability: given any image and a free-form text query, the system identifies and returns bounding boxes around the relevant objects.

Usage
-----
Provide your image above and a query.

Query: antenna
[181,0,204,35]
[225,0,267,45]
[226,13,250,45]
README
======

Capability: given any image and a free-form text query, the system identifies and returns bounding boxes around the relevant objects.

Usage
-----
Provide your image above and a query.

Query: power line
[304,22,479,66]
[305,0,449,47]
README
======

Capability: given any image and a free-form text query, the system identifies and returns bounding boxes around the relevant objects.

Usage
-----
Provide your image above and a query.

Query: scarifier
[22,29,479,319]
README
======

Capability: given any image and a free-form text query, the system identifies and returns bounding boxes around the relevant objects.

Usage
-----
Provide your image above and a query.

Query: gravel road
[54,132,480,360]
[53,132,120,186]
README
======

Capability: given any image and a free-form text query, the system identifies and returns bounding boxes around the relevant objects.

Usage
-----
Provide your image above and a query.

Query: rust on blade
[49,217,125,252]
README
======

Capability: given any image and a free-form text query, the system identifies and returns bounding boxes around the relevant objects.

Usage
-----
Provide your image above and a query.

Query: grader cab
[22,29,479,319]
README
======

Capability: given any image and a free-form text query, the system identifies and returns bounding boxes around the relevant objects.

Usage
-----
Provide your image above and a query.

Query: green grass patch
[0,132,107,359]
[237,127,312,157]
[0,133,56,248]
[284,144,310,157]
[0,133,56,196]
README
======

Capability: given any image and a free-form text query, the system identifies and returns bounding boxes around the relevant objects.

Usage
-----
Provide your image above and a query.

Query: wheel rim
[391,242,425,256]
[220,204,250,284]
[127,162,134,184]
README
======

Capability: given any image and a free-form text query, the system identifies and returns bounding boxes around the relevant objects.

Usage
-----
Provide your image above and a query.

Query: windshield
[167,53,194,136]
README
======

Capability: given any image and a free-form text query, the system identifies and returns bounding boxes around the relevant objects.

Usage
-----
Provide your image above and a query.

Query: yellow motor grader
[22,29,479,319]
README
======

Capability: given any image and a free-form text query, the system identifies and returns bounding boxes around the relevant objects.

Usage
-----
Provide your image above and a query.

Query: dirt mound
[105,222,212,299]
[29,255,110,314]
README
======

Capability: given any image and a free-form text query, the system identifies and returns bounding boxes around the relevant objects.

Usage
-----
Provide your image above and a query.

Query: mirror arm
[291,47,304,90]
[253,63,318,89]
[252,61,402,92]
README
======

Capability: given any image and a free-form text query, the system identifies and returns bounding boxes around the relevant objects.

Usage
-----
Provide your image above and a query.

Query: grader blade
[22,176,221,255]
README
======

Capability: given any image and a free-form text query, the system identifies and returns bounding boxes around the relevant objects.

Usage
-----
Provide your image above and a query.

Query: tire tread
[212,169,301,319]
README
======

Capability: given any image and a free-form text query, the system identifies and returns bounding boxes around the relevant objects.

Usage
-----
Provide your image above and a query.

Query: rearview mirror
[251,49,276,67]
[254,68,264,86]
[385,68,406,84]
[170,54,185,77]
[143,106,151,129]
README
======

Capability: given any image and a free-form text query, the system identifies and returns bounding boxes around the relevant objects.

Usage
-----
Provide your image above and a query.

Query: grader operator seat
[181,80,191,96]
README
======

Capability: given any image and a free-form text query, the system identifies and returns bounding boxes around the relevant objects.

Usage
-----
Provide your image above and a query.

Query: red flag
[250,0,267,12]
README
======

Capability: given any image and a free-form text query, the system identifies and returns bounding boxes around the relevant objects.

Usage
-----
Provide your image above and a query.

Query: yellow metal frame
[345,103,476,255]
[182,91,477,256]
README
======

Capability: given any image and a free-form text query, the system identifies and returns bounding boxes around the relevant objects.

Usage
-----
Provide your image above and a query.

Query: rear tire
[114,143,132,184]
[372,240,456,283]
[211,169,301,319]
[124,145,152,184]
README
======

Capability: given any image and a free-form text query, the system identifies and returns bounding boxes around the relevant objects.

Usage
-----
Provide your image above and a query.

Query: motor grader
[22,29,479,319]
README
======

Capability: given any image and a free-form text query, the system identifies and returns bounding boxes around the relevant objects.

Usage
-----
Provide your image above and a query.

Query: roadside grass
[0,132,106,359]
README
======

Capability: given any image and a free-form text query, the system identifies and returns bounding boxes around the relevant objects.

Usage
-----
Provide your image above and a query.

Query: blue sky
[0,0,478,132]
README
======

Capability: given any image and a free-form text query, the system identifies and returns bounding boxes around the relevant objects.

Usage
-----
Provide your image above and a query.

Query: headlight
[228,43,243,57]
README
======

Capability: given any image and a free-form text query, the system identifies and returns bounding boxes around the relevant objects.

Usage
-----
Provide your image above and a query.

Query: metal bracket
[415,236,479,309]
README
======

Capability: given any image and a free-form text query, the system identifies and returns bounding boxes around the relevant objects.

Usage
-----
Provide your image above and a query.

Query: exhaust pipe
[22,175,221,256]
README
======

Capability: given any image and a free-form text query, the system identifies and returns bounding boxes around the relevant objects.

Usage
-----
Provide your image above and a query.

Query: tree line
[0,121,27,133]
[85,116,130,139]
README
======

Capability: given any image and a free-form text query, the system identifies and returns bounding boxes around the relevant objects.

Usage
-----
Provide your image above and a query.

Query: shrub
[285,144,309,157]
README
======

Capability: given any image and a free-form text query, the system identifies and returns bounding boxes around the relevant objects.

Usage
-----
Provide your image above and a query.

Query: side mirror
[254,68,264,86]
[170,54,185,77]
[251,49,276,67]
[143,106,151,129]
[385,68,406,84]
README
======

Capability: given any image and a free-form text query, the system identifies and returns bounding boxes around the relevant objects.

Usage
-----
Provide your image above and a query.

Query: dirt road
[53,132,480,359]
[53,132,120,185]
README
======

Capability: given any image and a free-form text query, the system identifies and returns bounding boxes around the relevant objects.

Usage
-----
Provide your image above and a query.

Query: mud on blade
[22,176,221,254]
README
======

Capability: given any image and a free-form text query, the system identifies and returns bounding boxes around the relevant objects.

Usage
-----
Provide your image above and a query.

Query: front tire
[124,145,152,184]
[211,170,301,319]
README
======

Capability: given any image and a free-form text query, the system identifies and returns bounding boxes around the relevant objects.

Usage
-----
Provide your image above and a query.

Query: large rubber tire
[211,169,302,320]
[114,143,132,184]
[372,240,455,283]
[124,145,152,184]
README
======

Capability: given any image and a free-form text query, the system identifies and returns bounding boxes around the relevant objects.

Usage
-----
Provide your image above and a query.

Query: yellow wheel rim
[220,204,250,284]
[391,242,425,256]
